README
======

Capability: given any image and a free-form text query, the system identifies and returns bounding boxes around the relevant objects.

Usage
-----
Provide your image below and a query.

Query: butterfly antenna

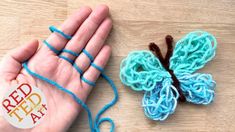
[149,42,165,64]
[165,35,174,67]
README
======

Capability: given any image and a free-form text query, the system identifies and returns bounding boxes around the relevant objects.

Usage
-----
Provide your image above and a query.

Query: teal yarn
[81,76,96,86]
[43,40,60,55]
[49,25,73,40]
[170,31,217,74]
[73,63,83,74]
[62,49,79,56]
[120,31,217,121]
[59,55,74,64]
[23,26,118,132]
[178,73,215,105]
[83,49,95,61]
[120,51,170,91]
[142,78,179,121]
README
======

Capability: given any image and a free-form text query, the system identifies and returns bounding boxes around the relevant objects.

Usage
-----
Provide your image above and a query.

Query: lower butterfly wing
[177,73,216,105]
[120,51,169,91]
[142,78,179,121]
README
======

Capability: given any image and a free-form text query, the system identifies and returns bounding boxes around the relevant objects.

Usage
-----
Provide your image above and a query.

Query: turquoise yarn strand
[94,73,118,132]
[120,30,217,121]
[49,25,73,40]
[73,63,83,74]
[81,76,96,86]
[59,55,74,64]
[23,26,118,132]
[62,49,79,57]
[43,40,60,54]
[83,49,95,61]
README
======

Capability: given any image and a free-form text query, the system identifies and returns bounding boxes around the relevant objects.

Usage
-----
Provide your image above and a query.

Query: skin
[0,5,112,132]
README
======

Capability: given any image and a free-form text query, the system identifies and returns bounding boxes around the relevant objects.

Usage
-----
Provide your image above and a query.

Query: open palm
[0,5,112,132]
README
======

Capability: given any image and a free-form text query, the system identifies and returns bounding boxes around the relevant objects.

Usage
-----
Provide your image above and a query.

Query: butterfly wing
[120,51,170,91]
[142,78,179,121]
[170,31,217,74]
[178,73,216,105]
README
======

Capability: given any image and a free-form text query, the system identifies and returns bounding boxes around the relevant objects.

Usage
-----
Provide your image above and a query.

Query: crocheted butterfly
[120,31,217,121]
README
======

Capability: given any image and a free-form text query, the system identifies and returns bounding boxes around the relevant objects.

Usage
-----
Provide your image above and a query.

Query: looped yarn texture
[142,78,179,121]
[170,31,217,74]
[120,51,170,91]
[120,30,217,121]
[23,26,118,132]
[178,73,216,105]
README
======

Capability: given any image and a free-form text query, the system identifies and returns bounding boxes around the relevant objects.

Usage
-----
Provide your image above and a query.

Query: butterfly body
[120,31,217,121]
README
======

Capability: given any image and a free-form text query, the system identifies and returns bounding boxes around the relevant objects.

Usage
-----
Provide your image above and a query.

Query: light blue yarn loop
[59,55,74,64]
[62,49,79,57]
[49,25,72,40]
[73,63,83,75]
[43,40,60,54]
[22,26,118,132]
[120,30,217,121]
[83,49,94,61]
[96,118,115,132]
[81,76,96,86]
[91,63,104,73]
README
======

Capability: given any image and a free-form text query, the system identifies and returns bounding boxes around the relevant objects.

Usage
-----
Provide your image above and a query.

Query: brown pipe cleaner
[149,35,186,102]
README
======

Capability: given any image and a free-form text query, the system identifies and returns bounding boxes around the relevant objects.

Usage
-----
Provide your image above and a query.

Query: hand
[0,5,112,132]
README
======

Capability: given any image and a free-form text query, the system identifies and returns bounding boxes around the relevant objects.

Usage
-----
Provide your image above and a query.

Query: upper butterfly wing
[120,51,170,91]
[170,31,217,74]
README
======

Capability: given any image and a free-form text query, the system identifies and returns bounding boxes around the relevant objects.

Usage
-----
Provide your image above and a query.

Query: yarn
[43,40,60,54]
[170,31,217,74]
[177,73,216,105]
[62,49,79,57]
[142,78,178,121]
[120,51,170,91]
[120,30,217,121]
[49,25,73,40]
[59,55,74,64]
[83,49,95,61]
[23,26,118,132]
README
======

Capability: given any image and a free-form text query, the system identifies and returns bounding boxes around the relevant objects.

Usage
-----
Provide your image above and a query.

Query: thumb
[0,39,39,81]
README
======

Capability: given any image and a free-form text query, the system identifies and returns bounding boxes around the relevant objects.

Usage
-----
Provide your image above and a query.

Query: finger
[0,39,39,81]
[59,5,109,62]
[73,17,112,73]
[41,6,92,54]
[81,45,111,90]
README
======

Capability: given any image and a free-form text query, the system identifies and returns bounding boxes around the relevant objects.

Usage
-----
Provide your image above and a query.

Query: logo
[1,83,47,129]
